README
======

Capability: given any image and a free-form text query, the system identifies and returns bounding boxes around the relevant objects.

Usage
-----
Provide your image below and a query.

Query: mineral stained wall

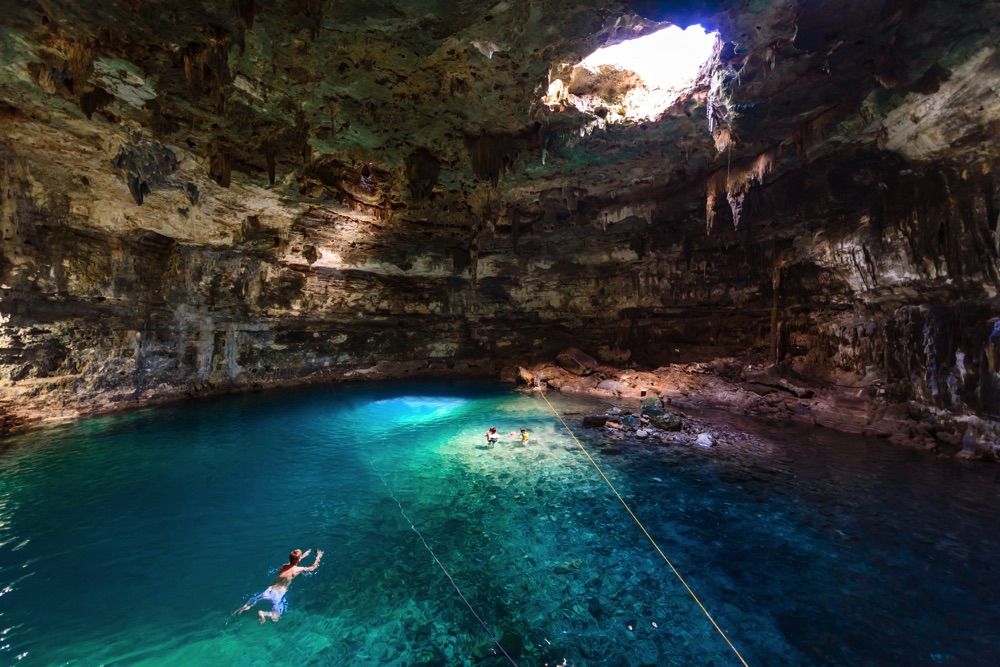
[1,0,999,443]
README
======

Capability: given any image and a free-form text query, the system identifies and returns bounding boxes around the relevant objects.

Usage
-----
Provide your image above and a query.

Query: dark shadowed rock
[112,140,179,205]
[556,347,597,376]
[583,414,610,427]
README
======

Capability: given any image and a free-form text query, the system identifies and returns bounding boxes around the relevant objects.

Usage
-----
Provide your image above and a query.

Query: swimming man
[233,548,323,623]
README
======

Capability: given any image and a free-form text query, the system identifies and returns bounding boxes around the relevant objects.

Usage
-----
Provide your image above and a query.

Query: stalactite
[359,163,376,191]
[78,87,113,120]
[209,143,231,188]
[995,209,1000,255]
[182,40,233,110]
[292,111,311,163]
[770,264,783,364]
[112,140,179,205]
[705,149,775,231]
[404,149,441,201]
[61,38,95,90]
[266,151,276,185]
[510,208,522,249]
[148,99,178,136]
[184,182,199,205]
[469,135,517,187]
[233,0,255,27]
[873,38,903,89]
[599,203,654,230]
[469,232,479,285]
[705,186,717,233]
[727,191,746,229]
[712,127,733,154]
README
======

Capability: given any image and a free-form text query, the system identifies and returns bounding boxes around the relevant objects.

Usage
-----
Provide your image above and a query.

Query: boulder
[470,641,495,662]
[582,414,610,427]
[649,412,683,431]
[640,395,683,431]
[744,369,815,398]
[556,347,597,376]
[640,396,663,413]
[596,379,622,394]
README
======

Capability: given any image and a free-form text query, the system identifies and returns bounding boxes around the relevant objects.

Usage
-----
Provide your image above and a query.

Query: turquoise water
[1,381,998,666]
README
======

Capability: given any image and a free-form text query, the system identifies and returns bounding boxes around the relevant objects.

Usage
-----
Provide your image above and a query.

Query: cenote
[1,381,998,666]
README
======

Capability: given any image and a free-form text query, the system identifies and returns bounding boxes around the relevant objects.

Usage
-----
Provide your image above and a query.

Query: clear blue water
[1,381,998,666]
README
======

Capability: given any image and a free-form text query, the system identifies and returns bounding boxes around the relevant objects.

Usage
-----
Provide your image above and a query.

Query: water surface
[1,381,997,666]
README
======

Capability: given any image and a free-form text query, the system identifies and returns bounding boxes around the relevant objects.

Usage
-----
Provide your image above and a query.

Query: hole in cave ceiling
[543,24,719,124]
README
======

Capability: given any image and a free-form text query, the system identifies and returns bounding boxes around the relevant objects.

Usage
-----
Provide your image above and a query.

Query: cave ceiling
[3,0,997,244]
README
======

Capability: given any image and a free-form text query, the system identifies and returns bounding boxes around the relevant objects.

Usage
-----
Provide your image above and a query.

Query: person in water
[517,428,529,444]
[485,427,500,446]
[233,548,323,623]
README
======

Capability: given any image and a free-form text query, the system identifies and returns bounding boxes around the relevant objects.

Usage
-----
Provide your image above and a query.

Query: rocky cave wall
[1,0,999,433]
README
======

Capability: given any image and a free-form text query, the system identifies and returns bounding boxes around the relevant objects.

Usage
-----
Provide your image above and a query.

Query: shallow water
[0,381,998,666]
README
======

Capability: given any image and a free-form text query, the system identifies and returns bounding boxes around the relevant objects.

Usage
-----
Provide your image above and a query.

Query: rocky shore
[5,344,998,466]
[508,347,1000,462]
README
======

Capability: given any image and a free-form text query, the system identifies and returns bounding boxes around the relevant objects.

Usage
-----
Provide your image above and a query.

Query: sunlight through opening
[580,24,718,92]
[544,24,719,124]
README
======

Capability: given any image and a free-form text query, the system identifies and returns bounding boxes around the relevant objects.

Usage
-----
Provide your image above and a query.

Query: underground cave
[1,0,1000,665]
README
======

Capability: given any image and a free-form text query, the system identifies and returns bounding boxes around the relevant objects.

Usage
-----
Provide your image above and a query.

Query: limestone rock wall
[2,0,1000,433]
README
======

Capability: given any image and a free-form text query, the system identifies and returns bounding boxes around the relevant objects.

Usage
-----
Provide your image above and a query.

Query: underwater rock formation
[0,0,999,453]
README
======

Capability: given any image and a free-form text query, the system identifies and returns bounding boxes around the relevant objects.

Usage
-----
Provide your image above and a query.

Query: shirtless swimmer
[232,548,323,623]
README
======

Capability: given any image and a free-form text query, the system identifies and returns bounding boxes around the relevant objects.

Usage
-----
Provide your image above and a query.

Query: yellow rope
[538,391,750,667]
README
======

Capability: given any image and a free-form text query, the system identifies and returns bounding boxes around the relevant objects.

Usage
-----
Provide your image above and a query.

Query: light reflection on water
[0,381,997,666]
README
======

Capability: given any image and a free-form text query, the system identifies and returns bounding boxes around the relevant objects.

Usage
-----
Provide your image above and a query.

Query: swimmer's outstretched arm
[303,549,323,572]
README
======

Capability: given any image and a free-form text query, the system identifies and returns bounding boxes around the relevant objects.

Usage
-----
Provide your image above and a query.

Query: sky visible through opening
[579,24,718,91]
[544,23,719,123]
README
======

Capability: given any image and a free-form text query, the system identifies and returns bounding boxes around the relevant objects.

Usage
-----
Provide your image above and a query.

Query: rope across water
[370,463,519,666]
[537,390,750,667]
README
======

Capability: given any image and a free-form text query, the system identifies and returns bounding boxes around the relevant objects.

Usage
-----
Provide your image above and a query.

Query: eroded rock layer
[1,0,999,448]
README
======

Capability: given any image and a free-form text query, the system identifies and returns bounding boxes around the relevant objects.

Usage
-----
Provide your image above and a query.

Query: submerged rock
[470,641,495,662]
[553,559,582,574]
